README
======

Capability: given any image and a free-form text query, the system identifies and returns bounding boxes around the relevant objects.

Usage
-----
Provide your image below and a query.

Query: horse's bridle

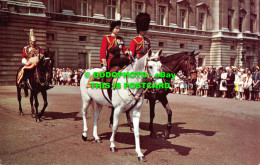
[126,56,160,100]
[35,57,52,87]
[162,55,195,82]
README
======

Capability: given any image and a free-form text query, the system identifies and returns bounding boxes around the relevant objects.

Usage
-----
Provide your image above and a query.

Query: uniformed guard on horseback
[100,20,130,72]
[17,29,53,90]
[129,13,151,60]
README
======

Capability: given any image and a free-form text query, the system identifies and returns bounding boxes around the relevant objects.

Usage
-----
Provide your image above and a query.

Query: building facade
[0,0,259,84]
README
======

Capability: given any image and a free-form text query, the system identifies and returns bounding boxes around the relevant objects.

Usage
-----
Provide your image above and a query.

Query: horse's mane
[160,51,188,64]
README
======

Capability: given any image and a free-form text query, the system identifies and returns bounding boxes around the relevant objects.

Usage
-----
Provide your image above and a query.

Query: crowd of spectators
[52,68,86,86]
[171,66,260,101]
[52,65,260,101]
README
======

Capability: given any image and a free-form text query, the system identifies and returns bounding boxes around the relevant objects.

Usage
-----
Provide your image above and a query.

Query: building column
[232,0,239,32]
[212,0,220,31]
[243,0,251,33]
[221,0,229,31]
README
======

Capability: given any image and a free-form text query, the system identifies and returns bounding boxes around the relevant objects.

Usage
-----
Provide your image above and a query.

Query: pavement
[0,85,260,165]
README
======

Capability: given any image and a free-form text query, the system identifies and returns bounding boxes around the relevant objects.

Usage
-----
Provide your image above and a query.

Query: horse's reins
[162,56,194,82]
[35,57,51,87]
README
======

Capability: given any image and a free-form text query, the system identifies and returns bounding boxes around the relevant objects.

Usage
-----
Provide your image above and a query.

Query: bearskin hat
[135,13,151,34]
[110,20,121,32]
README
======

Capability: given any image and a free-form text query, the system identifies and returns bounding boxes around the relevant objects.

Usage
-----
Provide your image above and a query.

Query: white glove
[102,66,107,71]
[21,58,27,65]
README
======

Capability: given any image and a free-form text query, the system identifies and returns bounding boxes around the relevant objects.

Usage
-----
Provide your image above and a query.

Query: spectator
[252,66,260,101]
[201,70,208,97]
[214,67,222,97]
[196,74,203,96]
[226,67,235,98]
[207,66,215,97]
[220,68,227,98]
[244,73,252,100]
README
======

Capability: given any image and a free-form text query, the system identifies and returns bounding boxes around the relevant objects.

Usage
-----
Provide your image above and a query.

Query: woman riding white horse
[80,49,163,162]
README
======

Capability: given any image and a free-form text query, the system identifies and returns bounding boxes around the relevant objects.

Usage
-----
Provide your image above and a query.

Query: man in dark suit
[207,66,215,97]
[226,67,235,98]
[214,67,222,97]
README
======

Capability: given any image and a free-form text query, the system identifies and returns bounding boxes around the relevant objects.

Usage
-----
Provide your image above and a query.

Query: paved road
[0,85,259,165]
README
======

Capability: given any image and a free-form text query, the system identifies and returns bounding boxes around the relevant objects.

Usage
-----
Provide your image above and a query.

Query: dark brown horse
[16,53,54,122]
[110,50,199,138]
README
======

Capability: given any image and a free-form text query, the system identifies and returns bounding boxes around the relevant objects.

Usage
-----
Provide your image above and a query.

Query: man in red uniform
[17,29,53,89]
[129,13,151,59]
[100,20,130,71]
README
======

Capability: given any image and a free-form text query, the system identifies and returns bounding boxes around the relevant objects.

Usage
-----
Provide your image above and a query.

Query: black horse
[110,50,199,139]
[16,53,54,122]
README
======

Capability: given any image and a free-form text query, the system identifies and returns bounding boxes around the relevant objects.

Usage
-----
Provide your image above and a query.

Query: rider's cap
[110,20,121,32]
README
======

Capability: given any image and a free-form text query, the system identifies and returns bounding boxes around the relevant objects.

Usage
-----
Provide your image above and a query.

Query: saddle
[86,66,124,101]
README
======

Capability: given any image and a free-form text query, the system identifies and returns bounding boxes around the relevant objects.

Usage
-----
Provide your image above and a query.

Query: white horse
[80,49,163,162]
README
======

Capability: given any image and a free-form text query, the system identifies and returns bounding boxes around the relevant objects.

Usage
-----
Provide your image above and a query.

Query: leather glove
[22,58,28,65]
[102,66,107,71]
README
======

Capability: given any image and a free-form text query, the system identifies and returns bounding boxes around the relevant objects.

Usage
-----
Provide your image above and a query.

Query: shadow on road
[42,111,82,121]
[97,121,217,157]
[139,122,217,139]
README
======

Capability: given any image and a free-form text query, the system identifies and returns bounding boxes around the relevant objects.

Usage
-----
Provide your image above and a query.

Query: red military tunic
[21,45,43,60]
[100,35,128,69]
[129,36,151,59]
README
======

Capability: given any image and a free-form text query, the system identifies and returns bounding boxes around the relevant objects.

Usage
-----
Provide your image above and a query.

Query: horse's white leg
[132,108,146,161]
[81,99,92,141]
[110,107,121,151]
[93,103,103,143]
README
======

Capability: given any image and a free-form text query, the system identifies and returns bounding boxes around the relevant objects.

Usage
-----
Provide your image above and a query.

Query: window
[239,17,243,32]
[230,57,236,66]
[159,42,164,47]
[47,33,55,41]
[81,0,88,16]
[228,15,232,31]
[78,53,88,69]
[79,36,87,42]
[198,12,205,30]
[199,45,203,49]
[230,45,235,50]
[180,9,186,28]
[198,57,203,66]
[135,2,143,18]
[158,6,165,25]
[250,19,254,33]
[180,43,185,49]
[108,0,116,19]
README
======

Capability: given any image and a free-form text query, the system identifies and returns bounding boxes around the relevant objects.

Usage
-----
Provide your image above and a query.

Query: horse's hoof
[163,130,170,139]
[36,118,42,123]
[129,124,134,132]
[150,133,157,139]
[20,112,24,116]
[82,135,87,141]
[109,123,113,128]
[95,139,102,143]
[138,156,147,162]
[110,147,117,152]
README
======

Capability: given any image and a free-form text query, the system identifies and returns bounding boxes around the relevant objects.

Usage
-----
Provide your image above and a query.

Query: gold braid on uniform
[133,38,144,51]
[106,36,117,50]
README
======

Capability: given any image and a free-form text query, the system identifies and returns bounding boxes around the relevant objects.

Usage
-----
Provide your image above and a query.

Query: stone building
[0,0,259,84]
